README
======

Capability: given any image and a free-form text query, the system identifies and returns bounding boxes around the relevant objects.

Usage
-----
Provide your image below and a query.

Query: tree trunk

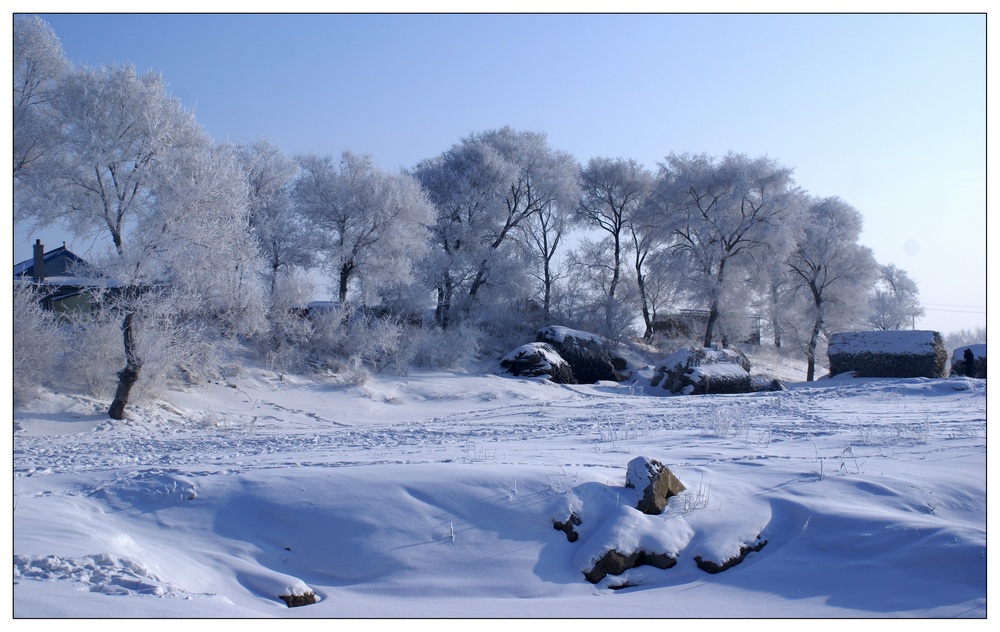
[338,261,352,304]
[703,257,727,348]
[606,236,622,335]
[770,284,782,348]
[542,259,552,323]
[703,302,719,349]
[108,310,142,420]
[268,261,282,353]
[636,269,653,341]
[805,316,822,382]
[436,274,453,330]
[468,259,489,302]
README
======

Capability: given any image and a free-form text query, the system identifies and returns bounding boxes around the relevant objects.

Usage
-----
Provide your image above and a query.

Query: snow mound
[535,325,603,344]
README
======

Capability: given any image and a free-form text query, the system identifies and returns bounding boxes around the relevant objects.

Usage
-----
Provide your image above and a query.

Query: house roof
[13,244,88,278]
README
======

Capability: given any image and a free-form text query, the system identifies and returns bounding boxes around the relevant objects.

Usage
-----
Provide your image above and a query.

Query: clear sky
[9,10,988,334]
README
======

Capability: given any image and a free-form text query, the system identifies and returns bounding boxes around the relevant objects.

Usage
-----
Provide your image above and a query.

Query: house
[13,240,114,316]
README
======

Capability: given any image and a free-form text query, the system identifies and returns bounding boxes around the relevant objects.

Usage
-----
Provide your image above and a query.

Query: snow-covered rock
[650,347,752,395]
[535,326,627,383]
[500,342,575,383]
[625,456,686,515]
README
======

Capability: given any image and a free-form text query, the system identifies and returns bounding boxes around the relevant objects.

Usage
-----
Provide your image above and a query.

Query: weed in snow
[857,417,930,447]
[463,440,499,462]
[676,474,713,514]
[839,445,863,476]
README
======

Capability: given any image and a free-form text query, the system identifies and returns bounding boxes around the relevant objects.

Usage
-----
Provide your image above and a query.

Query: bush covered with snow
[12,283,65,404]
[409,322,483,370]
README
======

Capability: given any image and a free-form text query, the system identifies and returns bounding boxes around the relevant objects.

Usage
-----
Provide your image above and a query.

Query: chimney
[32,239,45,281]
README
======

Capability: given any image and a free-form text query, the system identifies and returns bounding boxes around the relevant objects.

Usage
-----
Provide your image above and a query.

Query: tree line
[13,16,925,417]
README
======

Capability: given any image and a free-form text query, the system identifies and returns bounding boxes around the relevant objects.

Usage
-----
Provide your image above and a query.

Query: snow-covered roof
[13,244,87,279]
[828,330,942,355]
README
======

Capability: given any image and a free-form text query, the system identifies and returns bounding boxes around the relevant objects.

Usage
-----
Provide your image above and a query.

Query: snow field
[13,366,986,618]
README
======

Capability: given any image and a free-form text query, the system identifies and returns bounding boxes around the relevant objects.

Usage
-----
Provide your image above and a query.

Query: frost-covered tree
[294,151,436,306]
[519,153,581,322]
[413,127,579,328]
[13,15,69,180]
[759,256,796,349]
[944,326,986,351]
[144,142,267,337]
[14,61,265,419]
[868,263,925,331]
[786,196,879,380]
[655,152,802,347]
[577,157,653,336]
[563,237,641,342]
[17,64,207,252]
[639,246,688,335]
[746,190,812,349]
[238,140,310,298]
[520,195,573,323]
[414,139,512,327]
[237,140,315,357]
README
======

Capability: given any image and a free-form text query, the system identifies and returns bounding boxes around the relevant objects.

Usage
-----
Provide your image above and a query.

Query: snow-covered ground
[12,353,986,618]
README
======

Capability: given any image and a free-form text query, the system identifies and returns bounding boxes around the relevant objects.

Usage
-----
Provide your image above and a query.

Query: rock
[583,548,677,584]
[553,512,582,542]
[694,538,767,574]
[584,549,642,583]
[535,326,627,383]
[625,456,685,515]
[626,457,686,514]
[279,592,317,607]
[650,346,752,395]
[751,377,786,392]
[500,342,576,384]
[636,551,677,570]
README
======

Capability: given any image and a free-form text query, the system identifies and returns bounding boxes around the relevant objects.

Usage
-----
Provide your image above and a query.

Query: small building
[13,240,115,317]
[827,330,949,379]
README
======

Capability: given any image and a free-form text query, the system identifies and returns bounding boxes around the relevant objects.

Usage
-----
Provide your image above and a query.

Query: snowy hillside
[12,355,986,618]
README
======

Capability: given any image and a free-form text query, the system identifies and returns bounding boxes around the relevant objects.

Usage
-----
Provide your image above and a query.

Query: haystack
[827,330,948,378]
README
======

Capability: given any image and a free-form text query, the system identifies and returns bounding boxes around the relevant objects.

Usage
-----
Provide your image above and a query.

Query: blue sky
[11,12,987,333]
